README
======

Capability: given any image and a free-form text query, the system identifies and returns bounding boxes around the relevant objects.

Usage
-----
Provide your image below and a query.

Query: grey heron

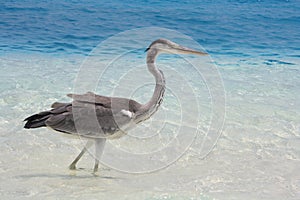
[24,39,208,173]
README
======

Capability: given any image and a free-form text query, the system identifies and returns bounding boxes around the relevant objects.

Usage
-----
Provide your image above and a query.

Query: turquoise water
[1,1,300,200]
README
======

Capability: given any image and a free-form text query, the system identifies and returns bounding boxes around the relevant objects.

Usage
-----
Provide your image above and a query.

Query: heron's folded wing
[67,92,111,108]
[45,101,133,138]
[67,92,142,113]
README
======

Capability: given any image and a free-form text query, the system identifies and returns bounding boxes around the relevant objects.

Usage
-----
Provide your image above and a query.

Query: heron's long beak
[172,46,208,56]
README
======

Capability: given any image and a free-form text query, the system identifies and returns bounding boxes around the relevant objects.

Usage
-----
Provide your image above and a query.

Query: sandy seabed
[0,54,299,200]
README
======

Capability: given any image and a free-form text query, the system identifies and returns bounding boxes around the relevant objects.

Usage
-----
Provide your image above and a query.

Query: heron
[24,39,208,173]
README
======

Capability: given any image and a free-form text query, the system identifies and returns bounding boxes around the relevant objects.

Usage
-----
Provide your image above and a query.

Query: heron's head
[145,38,208,56]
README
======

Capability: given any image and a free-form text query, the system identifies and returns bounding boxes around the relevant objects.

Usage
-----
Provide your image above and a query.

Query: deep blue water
[1,0,299,57]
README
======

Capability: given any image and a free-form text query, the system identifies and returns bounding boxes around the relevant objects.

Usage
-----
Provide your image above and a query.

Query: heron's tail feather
[24,111,52,129]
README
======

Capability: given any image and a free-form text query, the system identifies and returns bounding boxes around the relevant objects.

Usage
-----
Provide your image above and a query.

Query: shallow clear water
[1,1,300,200]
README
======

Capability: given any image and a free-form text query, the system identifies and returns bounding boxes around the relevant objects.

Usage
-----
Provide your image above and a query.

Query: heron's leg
[69,140,93,170]
[93,138,106,173]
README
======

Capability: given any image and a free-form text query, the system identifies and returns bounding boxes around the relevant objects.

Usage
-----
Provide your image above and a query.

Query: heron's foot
[92,171,100,177]
[93,168,98,173]
[93,160,99,172]
[92,168,100,176]
[69,163,77,170]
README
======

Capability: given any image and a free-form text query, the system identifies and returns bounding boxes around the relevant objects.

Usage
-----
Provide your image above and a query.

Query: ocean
[0,0,299,199]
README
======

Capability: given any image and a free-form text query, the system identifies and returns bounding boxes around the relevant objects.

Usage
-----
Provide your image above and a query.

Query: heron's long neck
[135,49,166,123]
